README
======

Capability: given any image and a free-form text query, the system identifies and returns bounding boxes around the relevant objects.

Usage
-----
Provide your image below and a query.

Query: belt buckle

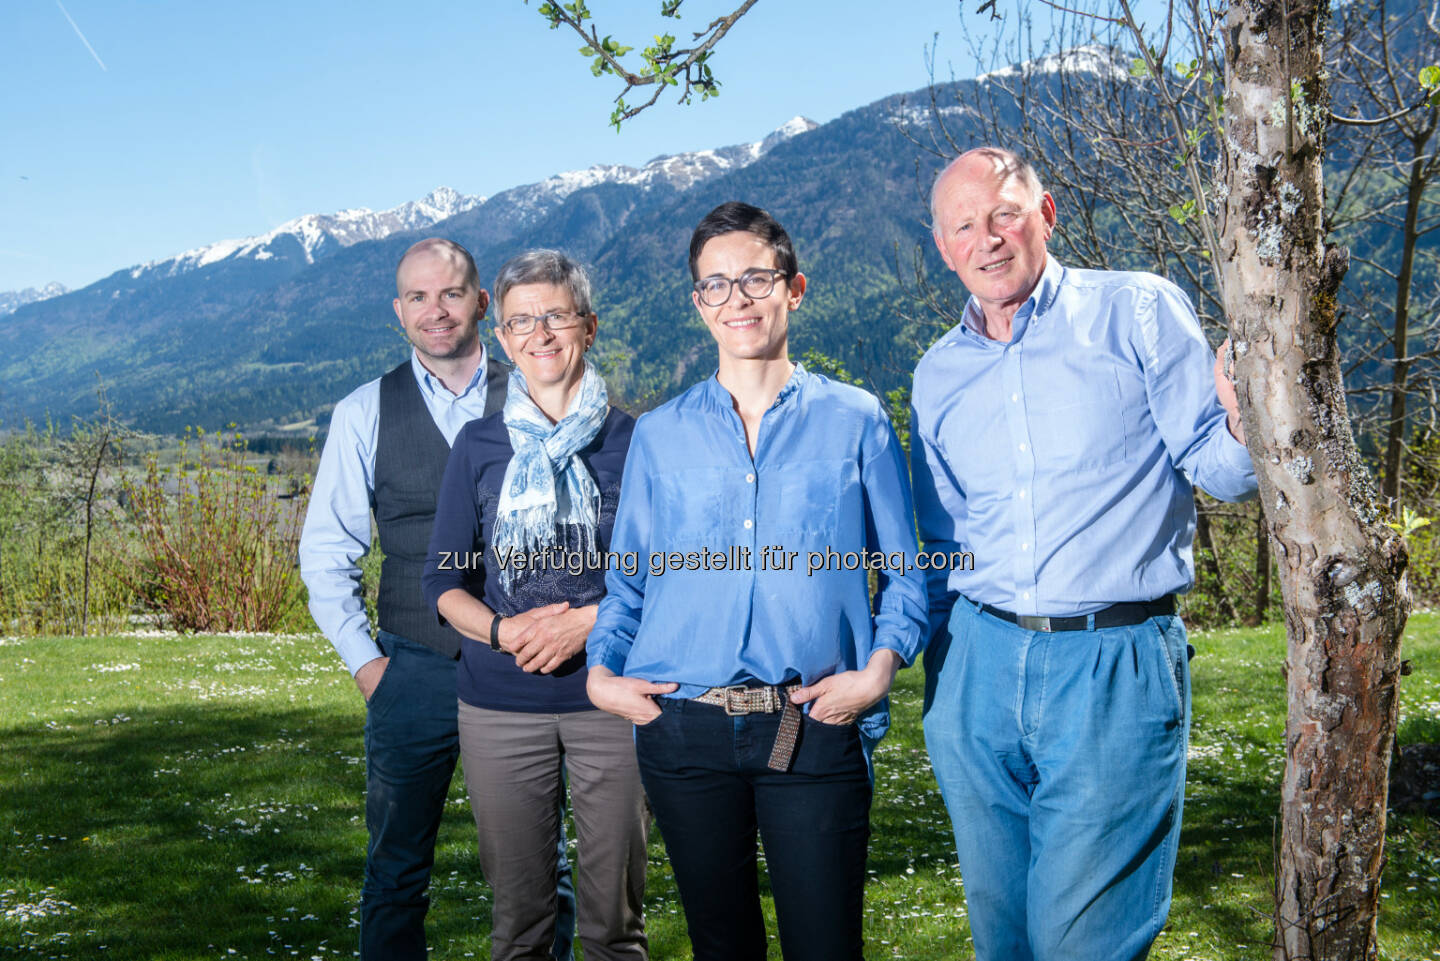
[722,685,755,716]
[1017,615,1053,632]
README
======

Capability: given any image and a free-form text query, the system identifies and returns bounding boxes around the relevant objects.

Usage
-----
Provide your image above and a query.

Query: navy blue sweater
[422,405,634,713]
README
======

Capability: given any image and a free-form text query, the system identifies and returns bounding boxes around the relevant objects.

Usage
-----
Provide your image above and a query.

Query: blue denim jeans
[634,696,872,961]
[361,631,576,961]
[922,599,1189,961]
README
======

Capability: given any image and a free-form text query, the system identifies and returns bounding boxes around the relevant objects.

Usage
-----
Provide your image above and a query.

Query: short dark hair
[688,202,799,281]
[395,237,480,295]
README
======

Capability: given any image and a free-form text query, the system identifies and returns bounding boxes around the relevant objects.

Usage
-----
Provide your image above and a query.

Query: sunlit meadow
[1,616,1437,960]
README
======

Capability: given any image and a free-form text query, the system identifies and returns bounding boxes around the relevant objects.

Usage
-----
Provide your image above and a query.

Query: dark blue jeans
[362,631,576,961]
[634,696,872,961]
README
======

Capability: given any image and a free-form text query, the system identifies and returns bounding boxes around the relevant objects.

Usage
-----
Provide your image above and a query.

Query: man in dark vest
[300,238,573,960]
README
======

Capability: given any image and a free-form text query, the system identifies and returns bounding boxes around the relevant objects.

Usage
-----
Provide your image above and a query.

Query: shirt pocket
[1026,369,1129,472]
[763,458,850,544]
[653,467,729,548]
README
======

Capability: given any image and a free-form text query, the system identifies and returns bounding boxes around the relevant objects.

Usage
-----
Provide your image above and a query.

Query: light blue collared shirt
[299,351,489,675]
[587,365,928,741]
[910,257,1257,633]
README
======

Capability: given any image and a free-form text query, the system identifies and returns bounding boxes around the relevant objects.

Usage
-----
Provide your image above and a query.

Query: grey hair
[492,248,594,318]
[929,147,1047,229]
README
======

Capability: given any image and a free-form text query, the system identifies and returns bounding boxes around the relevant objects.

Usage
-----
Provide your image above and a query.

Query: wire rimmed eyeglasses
[500,310,588,336]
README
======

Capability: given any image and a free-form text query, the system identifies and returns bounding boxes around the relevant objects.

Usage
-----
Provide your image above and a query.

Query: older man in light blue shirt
[912,148,1256,961]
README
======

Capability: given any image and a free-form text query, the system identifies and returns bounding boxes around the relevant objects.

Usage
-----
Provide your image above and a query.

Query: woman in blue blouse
[422,249,645,961]
[586,203,929,961]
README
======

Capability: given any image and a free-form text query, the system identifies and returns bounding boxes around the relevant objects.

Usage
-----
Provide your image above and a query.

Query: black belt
[976,595,1175,632]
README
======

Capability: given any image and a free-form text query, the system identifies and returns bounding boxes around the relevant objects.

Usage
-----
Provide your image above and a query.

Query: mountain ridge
[0,282,67,318]
[0,114,827,432]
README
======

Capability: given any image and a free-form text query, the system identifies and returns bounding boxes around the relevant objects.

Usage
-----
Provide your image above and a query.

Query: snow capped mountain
[13,116,820,308]
[501,116,819,214]
[977,44,1132,84]
[760,116,817,153]
[887,46,1132,126]
[128,187,485,281]
[0,282,67,318]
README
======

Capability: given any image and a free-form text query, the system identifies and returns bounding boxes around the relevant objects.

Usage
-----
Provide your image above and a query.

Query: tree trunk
[81,431,110,638]
[1218,1,1410,958]
[1379,140,1428,504]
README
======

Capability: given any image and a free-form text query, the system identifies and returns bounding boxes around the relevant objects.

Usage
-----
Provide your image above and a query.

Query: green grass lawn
[1,616,1437,960]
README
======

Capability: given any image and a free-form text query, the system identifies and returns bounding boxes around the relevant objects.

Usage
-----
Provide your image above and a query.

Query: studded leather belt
[693,683,802,772]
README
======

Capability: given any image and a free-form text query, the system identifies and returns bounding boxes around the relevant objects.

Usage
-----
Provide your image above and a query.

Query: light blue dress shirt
[299,351,489,675]
[588,365,928,739]
[910,257,1257,632]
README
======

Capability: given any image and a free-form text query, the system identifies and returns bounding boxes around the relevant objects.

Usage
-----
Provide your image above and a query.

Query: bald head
[930,148,1046,230]
[395,238,480,296]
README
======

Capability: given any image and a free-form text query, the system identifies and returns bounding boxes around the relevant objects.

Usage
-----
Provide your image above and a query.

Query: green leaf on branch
[1168,199,1197,225]
[1130,58,1152,79]
[1386,507,1432,536]
[1419,64,1440,89]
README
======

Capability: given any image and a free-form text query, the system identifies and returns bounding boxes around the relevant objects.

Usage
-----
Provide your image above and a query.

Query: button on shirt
[587,366,928,740]
[299,352,490,675]
[910,257,1257,631]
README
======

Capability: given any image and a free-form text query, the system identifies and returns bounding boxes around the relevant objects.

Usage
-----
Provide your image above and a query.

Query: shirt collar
[410,345,488,399]
[700,361,811,415]
[960,254,1065,343]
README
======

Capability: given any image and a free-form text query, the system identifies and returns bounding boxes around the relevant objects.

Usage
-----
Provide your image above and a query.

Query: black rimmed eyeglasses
[693,269,788,307]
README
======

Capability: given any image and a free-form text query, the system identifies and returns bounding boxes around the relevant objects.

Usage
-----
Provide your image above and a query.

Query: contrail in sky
[54,0,108,71]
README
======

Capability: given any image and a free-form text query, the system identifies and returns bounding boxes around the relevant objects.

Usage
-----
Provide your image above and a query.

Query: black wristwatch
[490,614,504,652]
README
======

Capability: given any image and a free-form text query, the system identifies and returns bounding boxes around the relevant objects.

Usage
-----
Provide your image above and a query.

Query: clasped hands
[493,601,597,675]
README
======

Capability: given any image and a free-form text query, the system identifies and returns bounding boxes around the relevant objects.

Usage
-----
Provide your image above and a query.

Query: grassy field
[1,616,1437,960]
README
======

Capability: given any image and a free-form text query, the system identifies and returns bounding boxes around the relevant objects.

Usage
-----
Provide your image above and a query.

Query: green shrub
[120,429,308,632]
[0,421,134,635]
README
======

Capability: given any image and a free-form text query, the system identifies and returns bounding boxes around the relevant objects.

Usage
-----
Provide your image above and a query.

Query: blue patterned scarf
[493,360,609,591]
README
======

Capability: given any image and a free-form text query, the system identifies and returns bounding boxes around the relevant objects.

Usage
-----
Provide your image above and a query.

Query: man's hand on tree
[1214,338,1246,445]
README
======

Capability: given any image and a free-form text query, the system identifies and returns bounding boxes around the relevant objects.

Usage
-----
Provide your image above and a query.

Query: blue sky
[0,0,1113,292]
